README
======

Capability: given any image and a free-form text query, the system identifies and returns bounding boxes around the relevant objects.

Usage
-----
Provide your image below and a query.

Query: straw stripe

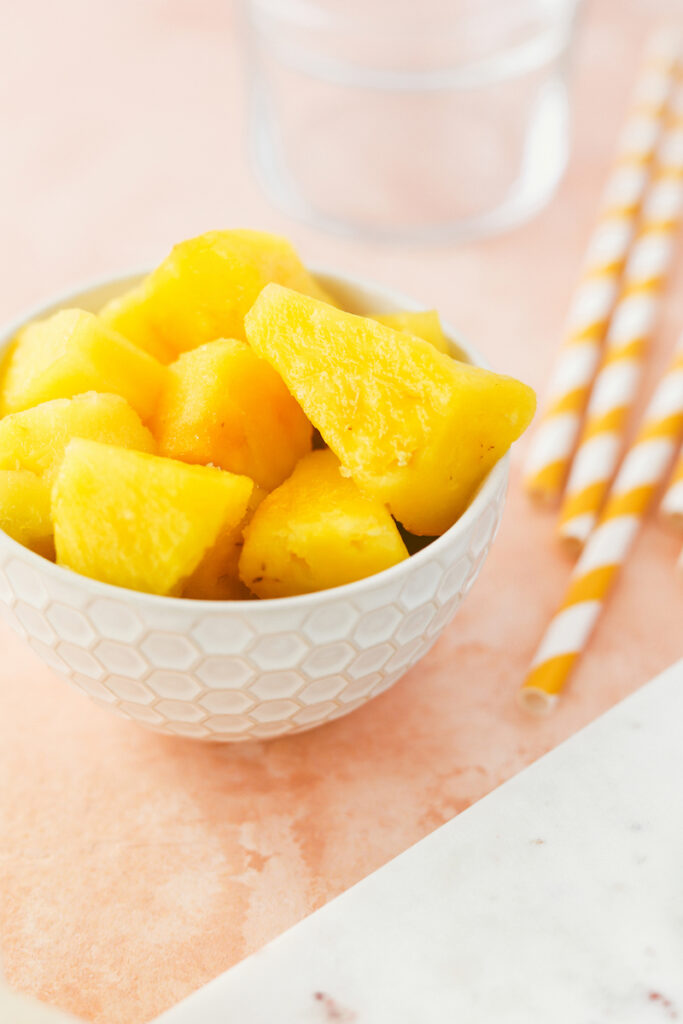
[557,85,683,550]
[660,448,683,528]
[523,32,681,505]
[519,335,683,714]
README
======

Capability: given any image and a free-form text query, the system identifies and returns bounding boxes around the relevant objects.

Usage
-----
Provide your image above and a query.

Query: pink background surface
[1,1,682,1021]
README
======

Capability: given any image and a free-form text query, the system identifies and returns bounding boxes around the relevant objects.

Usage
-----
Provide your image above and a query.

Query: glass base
[248,32,573,243]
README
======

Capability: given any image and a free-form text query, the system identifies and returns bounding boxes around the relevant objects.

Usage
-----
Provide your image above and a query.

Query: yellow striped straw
[557,82,683,551]
[520,333,683,715]
[660,447,683,528]
[524,30,681,506]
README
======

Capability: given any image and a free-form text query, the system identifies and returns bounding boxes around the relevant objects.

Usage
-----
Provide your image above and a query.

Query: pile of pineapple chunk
[0,230,535,600]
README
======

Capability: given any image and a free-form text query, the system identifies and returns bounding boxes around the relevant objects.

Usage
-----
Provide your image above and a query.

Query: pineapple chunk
[152,339,312,491]
[53,440,253,596]
[245,285,536,536]
[373,310,450,355]
[99,286,176,364]
[106,230,331,356]
[0,469,53,559]
[183,485,266,600]
[0,309,167,421]
[0,392,155,486]
[239,450,408,598]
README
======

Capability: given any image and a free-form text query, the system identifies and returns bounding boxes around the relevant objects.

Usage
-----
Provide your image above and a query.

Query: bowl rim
[0,265,509,613]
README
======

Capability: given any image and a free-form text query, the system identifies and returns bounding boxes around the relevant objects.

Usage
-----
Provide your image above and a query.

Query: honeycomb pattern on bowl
[0,471,507,742]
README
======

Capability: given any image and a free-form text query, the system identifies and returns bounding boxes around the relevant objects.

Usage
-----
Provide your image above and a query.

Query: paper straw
[660,447,683,528]
[523,30,682,506]
[519,333,683,715]
[557,83,683,551]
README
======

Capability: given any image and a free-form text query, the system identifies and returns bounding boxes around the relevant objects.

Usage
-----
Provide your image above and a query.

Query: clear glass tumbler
[245,0,580,242]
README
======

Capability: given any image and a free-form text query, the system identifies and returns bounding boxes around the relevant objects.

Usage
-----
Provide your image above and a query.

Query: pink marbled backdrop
[0,1,682,1021]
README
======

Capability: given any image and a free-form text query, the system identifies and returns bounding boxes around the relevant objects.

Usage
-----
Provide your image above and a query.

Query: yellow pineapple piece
[108,229,331,356]
[0,309,167,421]
[53,440,253,596]
[0,392,155,487]
[228,229,332,302]
[0,469,54,559]
[183,485,266,600]
[373,310,451,355]
[245,285,536,536]
[99,286,176,364]
[152,338,312,491]
[239,450,408,598]
[374,310,469,362]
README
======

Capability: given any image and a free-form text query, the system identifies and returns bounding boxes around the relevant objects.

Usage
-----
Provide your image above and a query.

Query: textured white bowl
[0,269,508,742]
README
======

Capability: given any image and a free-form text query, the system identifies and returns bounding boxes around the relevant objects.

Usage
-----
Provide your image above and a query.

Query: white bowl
[0,269,508,742]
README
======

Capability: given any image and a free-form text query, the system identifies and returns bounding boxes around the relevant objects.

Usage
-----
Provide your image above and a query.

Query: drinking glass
[245,0,580,241]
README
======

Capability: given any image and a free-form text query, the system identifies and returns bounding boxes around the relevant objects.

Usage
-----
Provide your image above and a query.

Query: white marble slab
[0,983,83,1023]
[156,660,683,1024]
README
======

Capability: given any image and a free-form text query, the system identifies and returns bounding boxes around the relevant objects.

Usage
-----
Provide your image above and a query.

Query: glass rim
[247,0,582,89]
[247,0,580,35]
[248,9,580,90]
